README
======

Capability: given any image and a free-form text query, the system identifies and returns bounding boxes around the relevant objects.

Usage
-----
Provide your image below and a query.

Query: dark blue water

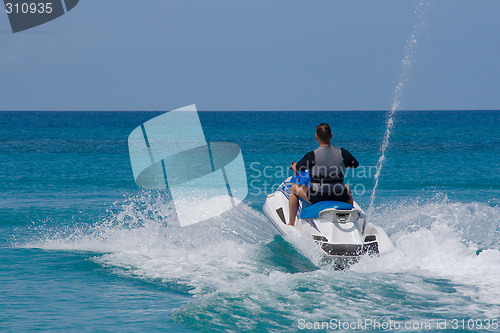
[1,111,499,332]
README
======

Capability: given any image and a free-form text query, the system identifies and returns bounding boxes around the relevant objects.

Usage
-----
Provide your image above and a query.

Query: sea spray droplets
[369,198,500,250]
[368,1,433,217]
[22,191,277,294]
[353,200,500,308]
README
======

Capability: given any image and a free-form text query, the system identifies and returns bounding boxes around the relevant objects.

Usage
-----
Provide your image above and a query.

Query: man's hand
[291,162,297,175]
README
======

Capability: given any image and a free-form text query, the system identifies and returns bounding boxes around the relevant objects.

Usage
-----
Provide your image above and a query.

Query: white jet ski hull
[263,177,394,262]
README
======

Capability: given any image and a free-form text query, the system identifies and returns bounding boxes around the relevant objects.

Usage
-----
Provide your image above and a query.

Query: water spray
[367,1,432,218]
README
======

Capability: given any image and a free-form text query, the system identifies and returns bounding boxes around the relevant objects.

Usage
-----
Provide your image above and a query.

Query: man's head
[316,123,332,144]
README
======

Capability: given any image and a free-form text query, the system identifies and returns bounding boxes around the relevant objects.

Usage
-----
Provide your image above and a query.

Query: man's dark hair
[316,123,332,142]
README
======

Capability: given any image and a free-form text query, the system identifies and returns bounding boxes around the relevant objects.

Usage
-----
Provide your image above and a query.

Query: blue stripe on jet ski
[271,223,286,236]
[306,220,321,233]
[277,181,293,199]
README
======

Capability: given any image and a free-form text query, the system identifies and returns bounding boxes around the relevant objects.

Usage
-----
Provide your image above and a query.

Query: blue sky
[1,0,499,111]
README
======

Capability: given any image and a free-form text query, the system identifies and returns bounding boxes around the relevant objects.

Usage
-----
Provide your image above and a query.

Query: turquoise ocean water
[0,111,499,332]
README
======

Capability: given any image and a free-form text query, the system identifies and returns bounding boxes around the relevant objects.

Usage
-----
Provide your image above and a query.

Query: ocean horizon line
[1,109,499,113]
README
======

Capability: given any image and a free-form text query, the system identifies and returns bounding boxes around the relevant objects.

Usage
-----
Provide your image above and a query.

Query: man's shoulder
[302,150,315,159]
[298,151,315,163]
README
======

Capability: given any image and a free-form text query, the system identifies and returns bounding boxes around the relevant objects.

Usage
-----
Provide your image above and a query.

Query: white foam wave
[371,198,500,249]
[281,227,325,266]
[170,200,500,331]
[23,192,277,294]
[353,200,500,307]
[22,193,500,329]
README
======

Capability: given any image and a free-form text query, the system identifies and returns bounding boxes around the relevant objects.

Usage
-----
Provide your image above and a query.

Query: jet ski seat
[300,201,354,219]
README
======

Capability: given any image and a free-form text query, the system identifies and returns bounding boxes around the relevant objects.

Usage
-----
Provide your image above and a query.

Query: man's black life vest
[310,145,345,194]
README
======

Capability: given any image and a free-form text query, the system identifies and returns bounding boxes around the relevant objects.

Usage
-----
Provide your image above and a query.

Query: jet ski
[263,176,394,266]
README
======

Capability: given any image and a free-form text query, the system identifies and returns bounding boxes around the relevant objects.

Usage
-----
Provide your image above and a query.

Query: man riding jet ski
[288,123,358,226]
[263,123,394,261]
